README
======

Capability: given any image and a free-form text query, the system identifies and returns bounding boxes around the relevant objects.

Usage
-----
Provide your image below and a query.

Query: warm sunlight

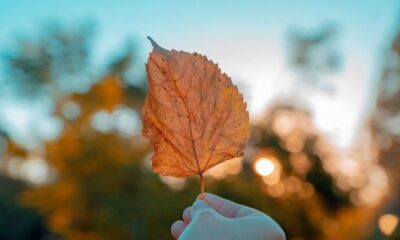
[255,157,276,176]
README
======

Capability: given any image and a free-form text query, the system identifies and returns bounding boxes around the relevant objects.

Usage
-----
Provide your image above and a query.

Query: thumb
[190,199,214,219]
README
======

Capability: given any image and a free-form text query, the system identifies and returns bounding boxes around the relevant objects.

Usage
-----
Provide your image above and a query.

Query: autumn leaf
[142,37,249,193]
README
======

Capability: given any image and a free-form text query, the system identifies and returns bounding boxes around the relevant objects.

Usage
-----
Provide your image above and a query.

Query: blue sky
[0,0,399,148]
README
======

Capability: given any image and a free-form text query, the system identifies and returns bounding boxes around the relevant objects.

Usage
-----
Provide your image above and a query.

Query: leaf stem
[199,173,205,199]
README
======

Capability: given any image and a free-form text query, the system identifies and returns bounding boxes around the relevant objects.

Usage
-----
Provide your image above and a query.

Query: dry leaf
[142,37,249,183]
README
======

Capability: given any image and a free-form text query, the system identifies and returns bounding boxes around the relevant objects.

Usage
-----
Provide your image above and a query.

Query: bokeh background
[1,1,400,239]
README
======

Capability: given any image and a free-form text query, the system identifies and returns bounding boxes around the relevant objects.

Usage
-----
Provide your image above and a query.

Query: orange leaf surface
[142,37,249,178]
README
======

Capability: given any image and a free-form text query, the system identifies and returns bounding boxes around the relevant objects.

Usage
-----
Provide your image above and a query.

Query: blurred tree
[368,25,400,240]
[21,76,148,239]
[287,24,341,93]
[242,101,355,240]
[2,22,95,98]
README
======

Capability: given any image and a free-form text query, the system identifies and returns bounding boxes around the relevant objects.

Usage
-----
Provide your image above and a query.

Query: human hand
[171,193,286,240]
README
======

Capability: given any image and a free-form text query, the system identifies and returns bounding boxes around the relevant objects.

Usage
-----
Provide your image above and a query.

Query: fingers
[171,220,186,239]
[197,193,240,218]
[170,206,193,239]
[171,204,202,239]
[190,199,213,219]
[182,206,192,224]
[198,193,265,218]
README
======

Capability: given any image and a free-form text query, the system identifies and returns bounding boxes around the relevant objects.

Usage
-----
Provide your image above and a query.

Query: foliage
[368,27,400,240]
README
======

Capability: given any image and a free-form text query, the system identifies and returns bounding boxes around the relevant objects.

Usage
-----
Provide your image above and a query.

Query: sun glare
[255,157,276,176]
